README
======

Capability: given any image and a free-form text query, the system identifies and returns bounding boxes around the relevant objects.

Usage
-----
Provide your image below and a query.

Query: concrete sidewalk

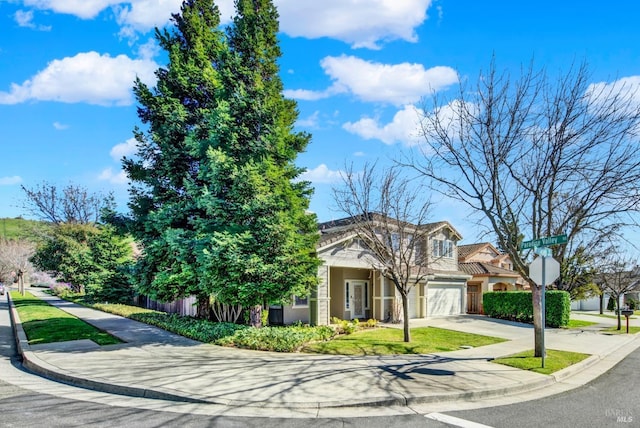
[6,287,640,417]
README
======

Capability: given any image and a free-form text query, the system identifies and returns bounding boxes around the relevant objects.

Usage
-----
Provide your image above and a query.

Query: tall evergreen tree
[124,0,320,325]
[195,0,320,326]
[123,0,226,313]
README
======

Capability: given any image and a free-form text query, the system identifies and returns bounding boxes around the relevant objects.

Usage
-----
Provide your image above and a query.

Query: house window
[432,239,454,258]
[293,295,308,307]
[391,233,400,251]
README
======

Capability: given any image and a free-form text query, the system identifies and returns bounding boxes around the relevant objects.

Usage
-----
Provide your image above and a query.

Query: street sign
[529,256,560,286]
[520,234,567,250]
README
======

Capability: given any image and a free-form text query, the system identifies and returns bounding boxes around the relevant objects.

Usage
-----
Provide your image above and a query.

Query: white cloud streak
[299,164,343,184]
[287,55,458,106]
[110,137,137,161]
[0,176,23,186]
[277,0,432,49]
[20,0,430,48]
[98,167,128,184]
[343,104,424,145]
[0,51,157,106]
[53,121,69,130]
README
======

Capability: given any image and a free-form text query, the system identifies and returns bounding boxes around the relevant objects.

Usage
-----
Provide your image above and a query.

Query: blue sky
[1,0,640,245]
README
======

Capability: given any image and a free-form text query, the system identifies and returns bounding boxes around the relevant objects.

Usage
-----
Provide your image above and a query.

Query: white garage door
[427,285,463,317]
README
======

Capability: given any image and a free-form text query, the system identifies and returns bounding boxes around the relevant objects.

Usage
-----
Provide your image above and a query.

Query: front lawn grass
[602,326,640,334]
[493,349,590,375]
[303,326,506,356]
[565,319,598,328]
[11,291,122,346]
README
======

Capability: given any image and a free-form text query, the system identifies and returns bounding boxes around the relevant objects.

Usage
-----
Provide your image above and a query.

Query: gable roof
[459,262,520,277]
[317,214,463,249]
[457,242,501,262]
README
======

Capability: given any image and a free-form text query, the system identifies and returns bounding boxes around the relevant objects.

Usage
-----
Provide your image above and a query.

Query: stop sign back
[529,256,560,286]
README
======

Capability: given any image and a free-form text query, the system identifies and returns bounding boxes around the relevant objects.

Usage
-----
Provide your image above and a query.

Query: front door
[467,284,480,314]
[351,282,367,319]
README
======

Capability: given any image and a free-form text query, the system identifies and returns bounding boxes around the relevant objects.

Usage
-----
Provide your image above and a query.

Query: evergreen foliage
[483,291,570,327]
[124,0,320,325]
[32,224,134,303]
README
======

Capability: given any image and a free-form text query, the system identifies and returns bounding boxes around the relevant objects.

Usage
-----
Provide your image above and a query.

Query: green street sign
[520,234,567,250]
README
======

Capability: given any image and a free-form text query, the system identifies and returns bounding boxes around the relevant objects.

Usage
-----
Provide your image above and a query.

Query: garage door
[427,285,463,316]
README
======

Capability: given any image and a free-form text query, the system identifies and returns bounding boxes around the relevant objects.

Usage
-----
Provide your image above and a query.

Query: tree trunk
[532,284,544,357]
[616,295,622,330]
[599,293,604,314]
[196,294,211,320]
[249,304,262,328]
[401,293,411,343]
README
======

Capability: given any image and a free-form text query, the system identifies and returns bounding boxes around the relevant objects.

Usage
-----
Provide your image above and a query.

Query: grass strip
[602,326,640,334]
[565,319,599,328]
[303,326,506,355]
[11,291,121,346]
[493,349,590,375]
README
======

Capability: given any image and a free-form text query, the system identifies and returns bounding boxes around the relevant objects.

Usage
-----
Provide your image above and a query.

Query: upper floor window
[432,239,454,258]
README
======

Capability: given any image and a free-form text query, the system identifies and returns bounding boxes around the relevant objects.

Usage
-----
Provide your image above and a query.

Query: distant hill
[0,217,51,242]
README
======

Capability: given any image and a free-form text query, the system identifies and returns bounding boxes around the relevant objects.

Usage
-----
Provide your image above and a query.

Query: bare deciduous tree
[597,254,640,330]
[21,182,112,225]
[333,162,434,342]
[0,239,35,295]
[406,59,640,355]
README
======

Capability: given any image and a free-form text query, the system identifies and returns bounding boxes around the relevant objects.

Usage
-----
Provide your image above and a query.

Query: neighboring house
[274,216,472,325]
[458,242,526,314]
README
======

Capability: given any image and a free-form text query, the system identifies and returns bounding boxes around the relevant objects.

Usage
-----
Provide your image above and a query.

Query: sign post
[522,234,565,368]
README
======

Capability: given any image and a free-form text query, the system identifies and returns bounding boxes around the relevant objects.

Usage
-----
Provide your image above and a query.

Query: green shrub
[130,312,247,342]
[216,325,335,352]
[483,291,570,327]
[607,295,616,311]
[626,298,639,310]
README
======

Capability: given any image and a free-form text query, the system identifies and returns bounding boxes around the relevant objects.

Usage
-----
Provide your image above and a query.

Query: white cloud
[587,75,640,110]
[98,167,128,184]
[343,104,424,145]
[299,164,343,184]
[283,87,343,101]
[110,137,137,161]
[14,9,51,30]
[53,121,69,130]
[14,9,35,27]
[277,0,433,49]
[296,111,320,128]
[0,176,23,186]
[21,0,428,48]
[0,51,158,106]
[22,0,121,19]
[287,55,458,106]
[137,38,161,60]
[353,151,366,157]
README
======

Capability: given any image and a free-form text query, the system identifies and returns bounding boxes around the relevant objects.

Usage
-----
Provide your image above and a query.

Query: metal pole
[541,256,546,369]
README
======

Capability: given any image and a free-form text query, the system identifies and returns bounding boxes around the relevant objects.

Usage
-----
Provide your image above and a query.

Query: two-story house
[274,215,472,325]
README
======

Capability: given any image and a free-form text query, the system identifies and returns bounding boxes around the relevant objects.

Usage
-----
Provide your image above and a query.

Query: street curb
[8,292,210,404]
[7,291,640,410]
[552,333,640,383]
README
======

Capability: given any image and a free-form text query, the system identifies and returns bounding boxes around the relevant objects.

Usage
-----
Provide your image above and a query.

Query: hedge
[483,291,570,327]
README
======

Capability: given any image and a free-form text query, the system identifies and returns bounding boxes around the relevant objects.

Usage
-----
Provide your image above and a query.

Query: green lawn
[11,291,122,346]
[565,319,599,328]
[303,326,506,355]
[602,326,640,334]
[588,312,637,320]
[0,217,50,242]
[493,349,590,375]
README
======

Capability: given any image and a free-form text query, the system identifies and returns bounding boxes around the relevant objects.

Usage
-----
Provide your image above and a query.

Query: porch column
[313,265,331,325]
